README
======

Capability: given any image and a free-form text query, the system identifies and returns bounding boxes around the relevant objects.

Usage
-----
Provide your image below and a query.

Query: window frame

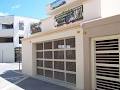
[19,21,24,30]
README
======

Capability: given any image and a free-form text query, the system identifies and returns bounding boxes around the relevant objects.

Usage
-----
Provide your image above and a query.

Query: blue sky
[0,0,53,19]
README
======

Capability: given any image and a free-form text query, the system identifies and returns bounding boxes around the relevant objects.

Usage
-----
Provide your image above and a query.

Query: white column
[76,29,84,90]
[22,40,33,76]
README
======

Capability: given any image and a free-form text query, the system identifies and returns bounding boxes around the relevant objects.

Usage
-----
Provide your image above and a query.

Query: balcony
[30,22,42,34]
[47,0,86,15]
[50,0,66,10]
[54,5,83,27]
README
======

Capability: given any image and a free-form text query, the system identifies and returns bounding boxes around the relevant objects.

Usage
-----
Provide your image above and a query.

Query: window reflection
[66,38,75,48]
[54,51,64,59]
[66,50,76,60]
[44,42,52,50]
[54,40,64,49]
[44,51,53,59]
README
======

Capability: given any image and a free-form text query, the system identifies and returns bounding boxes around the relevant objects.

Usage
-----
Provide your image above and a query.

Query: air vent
[96,78,120,90]
[95,38,120,90]
[96,53,119,64]
[96,39,118,51]
[96,66,119,78]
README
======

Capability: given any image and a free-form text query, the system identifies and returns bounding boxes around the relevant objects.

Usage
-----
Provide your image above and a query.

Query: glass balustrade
[50,0,66,10]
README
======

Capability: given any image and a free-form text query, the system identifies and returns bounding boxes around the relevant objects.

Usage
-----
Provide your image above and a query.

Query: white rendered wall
[22,27,85,90]
[41,0,102,32]
[0,16,14,24]
[0,29,14,37]
[0,16,14,37]
[0,43,14,63]
[42,0,120,32]
[101,0,120,18]
[14,16,39,47]
[41,17,55,32]
[22,40,33,76]
[81,0,120,21]
[83,0,101,21]
[0,16,39,63]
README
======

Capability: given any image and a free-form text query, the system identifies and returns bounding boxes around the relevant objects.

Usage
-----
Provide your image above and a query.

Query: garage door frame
[91,35,120,90]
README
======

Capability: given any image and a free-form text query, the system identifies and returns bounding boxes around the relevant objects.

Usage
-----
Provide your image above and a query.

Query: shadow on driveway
[0,70,25,83]
[17,77,71,90]
[0,70,72,90]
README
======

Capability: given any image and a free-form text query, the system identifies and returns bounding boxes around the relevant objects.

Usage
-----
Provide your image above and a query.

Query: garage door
[36,37,76,86]
[91,36,120,90]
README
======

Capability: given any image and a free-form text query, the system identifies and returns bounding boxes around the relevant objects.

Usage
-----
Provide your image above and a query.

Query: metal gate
[91,36,120,90]
[15,47,22,62]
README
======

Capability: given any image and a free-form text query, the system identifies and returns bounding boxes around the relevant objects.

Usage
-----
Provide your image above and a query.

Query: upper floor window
[2,24,13,29]
[0,37,13,43]
[19,22,24,30]
[19,37,23,44]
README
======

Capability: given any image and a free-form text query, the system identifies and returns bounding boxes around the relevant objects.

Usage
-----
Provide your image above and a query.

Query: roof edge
[81,14,120,29]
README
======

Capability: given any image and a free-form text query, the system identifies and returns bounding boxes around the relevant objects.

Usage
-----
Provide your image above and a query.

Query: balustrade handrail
[55,5,83,27]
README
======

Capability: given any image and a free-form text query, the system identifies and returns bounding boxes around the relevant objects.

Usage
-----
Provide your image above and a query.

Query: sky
[0,0,53,19]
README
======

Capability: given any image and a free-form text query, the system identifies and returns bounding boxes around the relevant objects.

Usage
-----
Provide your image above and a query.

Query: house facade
[22,0,120,90]
[0,15,39,63]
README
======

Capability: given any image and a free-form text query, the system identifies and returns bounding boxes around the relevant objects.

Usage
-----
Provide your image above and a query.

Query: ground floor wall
[83,15,120,90]
[22,15,120,90]
[22,27,85,90]
[15,47,22,62]
[0,43,15,63]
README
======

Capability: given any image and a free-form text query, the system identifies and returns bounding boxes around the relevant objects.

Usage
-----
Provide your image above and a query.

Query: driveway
[0,63,72,90]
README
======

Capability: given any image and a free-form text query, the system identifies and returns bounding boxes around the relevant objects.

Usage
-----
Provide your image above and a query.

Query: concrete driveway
[0,63,72,90]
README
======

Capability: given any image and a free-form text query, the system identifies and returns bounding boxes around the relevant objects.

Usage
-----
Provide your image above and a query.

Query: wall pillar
[22,40,33,76]
[76,29,84,90]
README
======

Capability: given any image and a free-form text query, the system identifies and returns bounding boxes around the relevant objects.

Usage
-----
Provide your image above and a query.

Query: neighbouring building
[0,15,39,63]
[22,0,120,90]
